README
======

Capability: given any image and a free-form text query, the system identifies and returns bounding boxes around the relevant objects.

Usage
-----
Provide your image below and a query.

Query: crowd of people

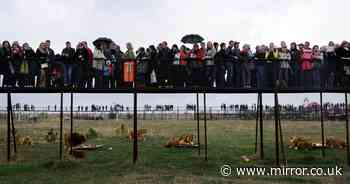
[1,39,350,89]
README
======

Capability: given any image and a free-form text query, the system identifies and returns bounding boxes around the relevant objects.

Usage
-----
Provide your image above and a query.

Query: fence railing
[1,87,350,167]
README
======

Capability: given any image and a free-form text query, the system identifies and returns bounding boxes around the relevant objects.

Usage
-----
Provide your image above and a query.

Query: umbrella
[181,34,204,44]
[93,37,113,47]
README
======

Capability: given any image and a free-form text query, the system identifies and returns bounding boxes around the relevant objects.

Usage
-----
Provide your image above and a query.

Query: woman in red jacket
[301,41,313,88]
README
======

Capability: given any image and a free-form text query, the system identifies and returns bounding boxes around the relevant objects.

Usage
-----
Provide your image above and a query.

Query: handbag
[150,70,157,84]
[20,60,29,74]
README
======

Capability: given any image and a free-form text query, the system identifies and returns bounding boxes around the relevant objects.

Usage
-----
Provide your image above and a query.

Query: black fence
[1,87,350,166]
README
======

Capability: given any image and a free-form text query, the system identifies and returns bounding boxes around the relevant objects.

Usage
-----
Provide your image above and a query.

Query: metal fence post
[274,91,280,165]
[259,92,264,159]
[133,91,138,163]
[320,92,325,158]
[345,92,350,166]
[196,93,200,156]
[59,93,63,160]
[7,93,11,161]
[70,93,73,154]
[203,92,208,161]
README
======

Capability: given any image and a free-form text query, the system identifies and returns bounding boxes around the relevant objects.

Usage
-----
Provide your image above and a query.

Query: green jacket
[124,50,135,60]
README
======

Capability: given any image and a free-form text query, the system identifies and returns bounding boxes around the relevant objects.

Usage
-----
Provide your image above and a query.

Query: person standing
[158,41,172,86]
[300,41,313,88]
[147,45,158,87]
[289,42,301,88]
[82,41,94,88]
[324,41,337,88]
[110,43,124,88]
[36,42,49,88]
[215,43,227,88]
[1,41,12,87]
[312,45,323,88]
[254,45,266,89]
[189,43,204,87]
[75,42,89,88]
[62,41,75,87]
[123,42,136,87]
[225,41,235,87]
[135,47,148,87]
[336,41,350,87]
[93,43,106,88]
[279,42,291,88]
[241,44,252,88]
[11,41,24,87]
[265,42,279,88]
[22,43,36,87]
[232,42,241,88]
[170,44,180,87]
[205,41,216,87]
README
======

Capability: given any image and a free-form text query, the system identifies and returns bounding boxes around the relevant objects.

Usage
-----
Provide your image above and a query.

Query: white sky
[1,0,349,107]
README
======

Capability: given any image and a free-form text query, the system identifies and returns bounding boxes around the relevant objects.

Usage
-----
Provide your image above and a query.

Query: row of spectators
[1,40,350,89]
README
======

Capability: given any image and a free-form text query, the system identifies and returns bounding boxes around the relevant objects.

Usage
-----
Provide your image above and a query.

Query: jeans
[216,65,226,88]
[225,62,234,87]
[205,65,216,87]
[256,65,264,89]
[302,70,313,88]
[279,68,289,87]
[313,68,321,88]
[64,64,74,86]
[241,62,251,87]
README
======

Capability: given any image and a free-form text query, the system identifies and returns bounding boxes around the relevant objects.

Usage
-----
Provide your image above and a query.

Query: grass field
[0,118,349,184]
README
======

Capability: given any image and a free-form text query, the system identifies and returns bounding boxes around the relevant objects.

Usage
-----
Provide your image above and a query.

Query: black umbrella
[181,34,204,44]
[93,37,113,47]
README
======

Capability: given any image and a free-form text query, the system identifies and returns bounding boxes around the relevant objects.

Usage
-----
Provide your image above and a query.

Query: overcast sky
[0,0,349,107]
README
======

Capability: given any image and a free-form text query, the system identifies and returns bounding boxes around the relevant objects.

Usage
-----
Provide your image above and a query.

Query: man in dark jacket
[157,41,172,86]
[75,42,89,88]
[110,44,124,88]
[232,42,241,88]
[215,43,227,88]
[61,41,75,86]
[225,41,235,87]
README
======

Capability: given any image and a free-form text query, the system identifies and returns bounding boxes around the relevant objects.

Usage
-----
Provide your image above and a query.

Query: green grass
[0,119,349,183]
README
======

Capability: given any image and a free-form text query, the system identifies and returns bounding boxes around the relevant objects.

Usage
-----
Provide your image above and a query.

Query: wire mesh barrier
[0,89,349,167]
